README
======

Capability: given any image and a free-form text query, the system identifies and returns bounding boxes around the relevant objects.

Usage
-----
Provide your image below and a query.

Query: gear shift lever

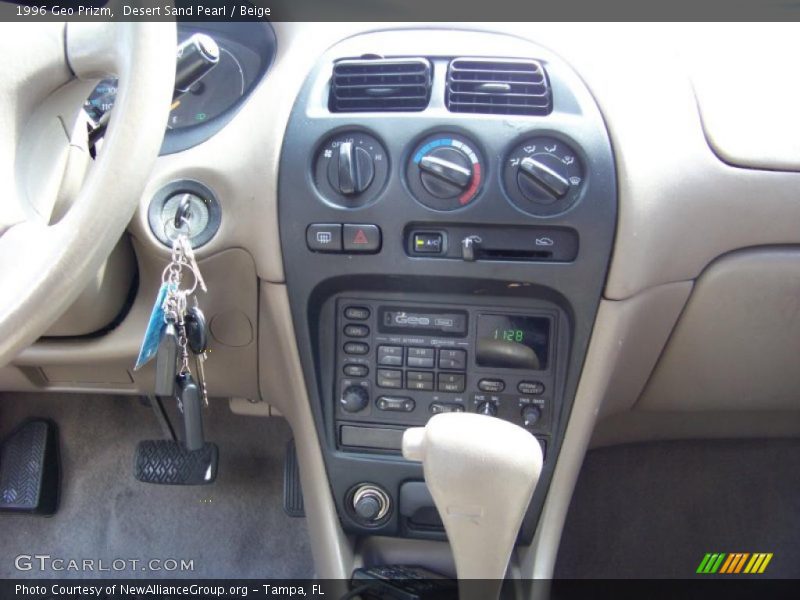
[403,413,543,600]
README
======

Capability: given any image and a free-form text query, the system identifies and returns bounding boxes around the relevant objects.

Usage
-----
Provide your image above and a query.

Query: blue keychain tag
[134,282,175,370]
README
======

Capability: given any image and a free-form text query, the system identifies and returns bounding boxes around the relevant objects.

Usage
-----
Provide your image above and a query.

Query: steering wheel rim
[0,21,176,367]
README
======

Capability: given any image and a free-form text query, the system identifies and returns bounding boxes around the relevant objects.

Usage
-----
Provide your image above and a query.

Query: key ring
[161,261,200,297]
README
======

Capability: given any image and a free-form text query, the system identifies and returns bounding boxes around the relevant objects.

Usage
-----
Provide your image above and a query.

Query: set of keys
[135,219,211,453]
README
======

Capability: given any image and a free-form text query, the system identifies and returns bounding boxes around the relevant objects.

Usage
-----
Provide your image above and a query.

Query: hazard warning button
[343,224,382,254]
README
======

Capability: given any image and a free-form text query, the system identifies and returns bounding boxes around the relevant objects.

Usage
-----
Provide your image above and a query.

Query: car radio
[335,298,557,458]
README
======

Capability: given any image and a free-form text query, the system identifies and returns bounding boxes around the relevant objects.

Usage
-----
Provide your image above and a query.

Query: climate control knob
[340,385,369,413]
[477,401,498,417]
[314,132,388,208]
[418,146,473,199]
[503,136,584,216]
[407,134,483,211]
[329,141,374,195]
[517,156,570,203]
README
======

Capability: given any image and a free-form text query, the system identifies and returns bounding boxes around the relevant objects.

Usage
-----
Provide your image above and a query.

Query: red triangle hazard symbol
[353,229,369,244]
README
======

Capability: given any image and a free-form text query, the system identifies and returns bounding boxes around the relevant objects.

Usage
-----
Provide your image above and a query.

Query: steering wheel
[0,22,176,366]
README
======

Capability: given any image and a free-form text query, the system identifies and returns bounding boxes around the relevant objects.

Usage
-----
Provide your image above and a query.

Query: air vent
[329,58,432,112]
[446,58,552,116]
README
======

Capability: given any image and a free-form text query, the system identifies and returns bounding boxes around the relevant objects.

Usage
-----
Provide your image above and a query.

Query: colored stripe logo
[696,552,773,574]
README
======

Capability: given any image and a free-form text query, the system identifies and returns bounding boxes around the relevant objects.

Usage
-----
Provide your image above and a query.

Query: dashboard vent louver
[446,58,552,116]
[329,58,432,112]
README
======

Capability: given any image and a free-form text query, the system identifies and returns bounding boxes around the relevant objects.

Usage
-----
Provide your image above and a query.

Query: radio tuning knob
[477,401,497,417]
[340,384,369,413]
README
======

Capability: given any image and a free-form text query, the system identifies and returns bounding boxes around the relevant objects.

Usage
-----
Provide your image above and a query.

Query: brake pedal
[134,440,218,485]
[0,419,60,515]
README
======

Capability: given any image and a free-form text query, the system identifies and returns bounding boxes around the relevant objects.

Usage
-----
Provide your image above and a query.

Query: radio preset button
[518,381,545,395]
[408,381,434,391]
[438,373,466,393]
[344,342,369,355]
[377,369,403,389]
[377,345,403,366]
[407,357,434,368]
[438,349,467,370]
[344,306,370,320]
[377,396,416,412]
[430,402,465,414]
[343,364,369,377]
[344,324,369,338]
[406,371,434,382]
[406,370,434,391]
[407,347,435,368]
[478,378,505,393]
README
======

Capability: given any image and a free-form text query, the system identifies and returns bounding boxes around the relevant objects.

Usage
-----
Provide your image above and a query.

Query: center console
[278,29,616,543]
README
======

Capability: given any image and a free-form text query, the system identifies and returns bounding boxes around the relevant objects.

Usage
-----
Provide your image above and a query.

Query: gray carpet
[0,392,314,579]
[555,438,800,578]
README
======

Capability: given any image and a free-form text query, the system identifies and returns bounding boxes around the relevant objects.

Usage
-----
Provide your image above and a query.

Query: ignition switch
[148,180,221,248]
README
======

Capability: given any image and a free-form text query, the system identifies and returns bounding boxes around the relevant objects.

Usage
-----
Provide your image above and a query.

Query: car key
[185,305,209,406]
[176,372,204,452]
[154,321,178,397]
[185,305,208,354]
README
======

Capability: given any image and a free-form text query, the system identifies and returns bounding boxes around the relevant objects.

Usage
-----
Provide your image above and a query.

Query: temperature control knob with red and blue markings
[407,135,483,211]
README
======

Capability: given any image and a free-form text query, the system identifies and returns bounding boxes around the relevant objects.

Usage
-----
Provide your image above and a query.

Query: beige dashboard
[2,22,800,578]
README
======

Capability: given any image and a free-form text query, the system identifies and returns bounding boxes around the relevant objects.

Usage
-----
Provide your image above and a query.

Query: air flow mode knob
[503,136,584,216]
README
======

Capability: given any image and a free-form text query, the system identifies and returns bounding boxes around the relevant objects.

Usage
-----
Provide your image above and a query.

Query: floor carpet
[0,392,314,579]
[555,438,800,578]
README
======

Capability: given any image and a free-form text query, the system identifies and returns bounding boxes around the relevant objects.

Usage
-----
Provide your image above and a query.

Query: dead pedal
[0,419,60,515]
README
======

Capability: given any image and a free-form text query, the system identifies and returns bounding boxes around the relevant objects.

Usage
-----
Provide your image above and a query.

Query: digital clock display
[476,314,550,370]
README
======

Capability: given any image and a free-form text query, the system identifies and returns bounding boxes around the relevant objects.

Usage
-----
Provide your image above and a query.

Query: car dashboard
[3,21,800,580]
